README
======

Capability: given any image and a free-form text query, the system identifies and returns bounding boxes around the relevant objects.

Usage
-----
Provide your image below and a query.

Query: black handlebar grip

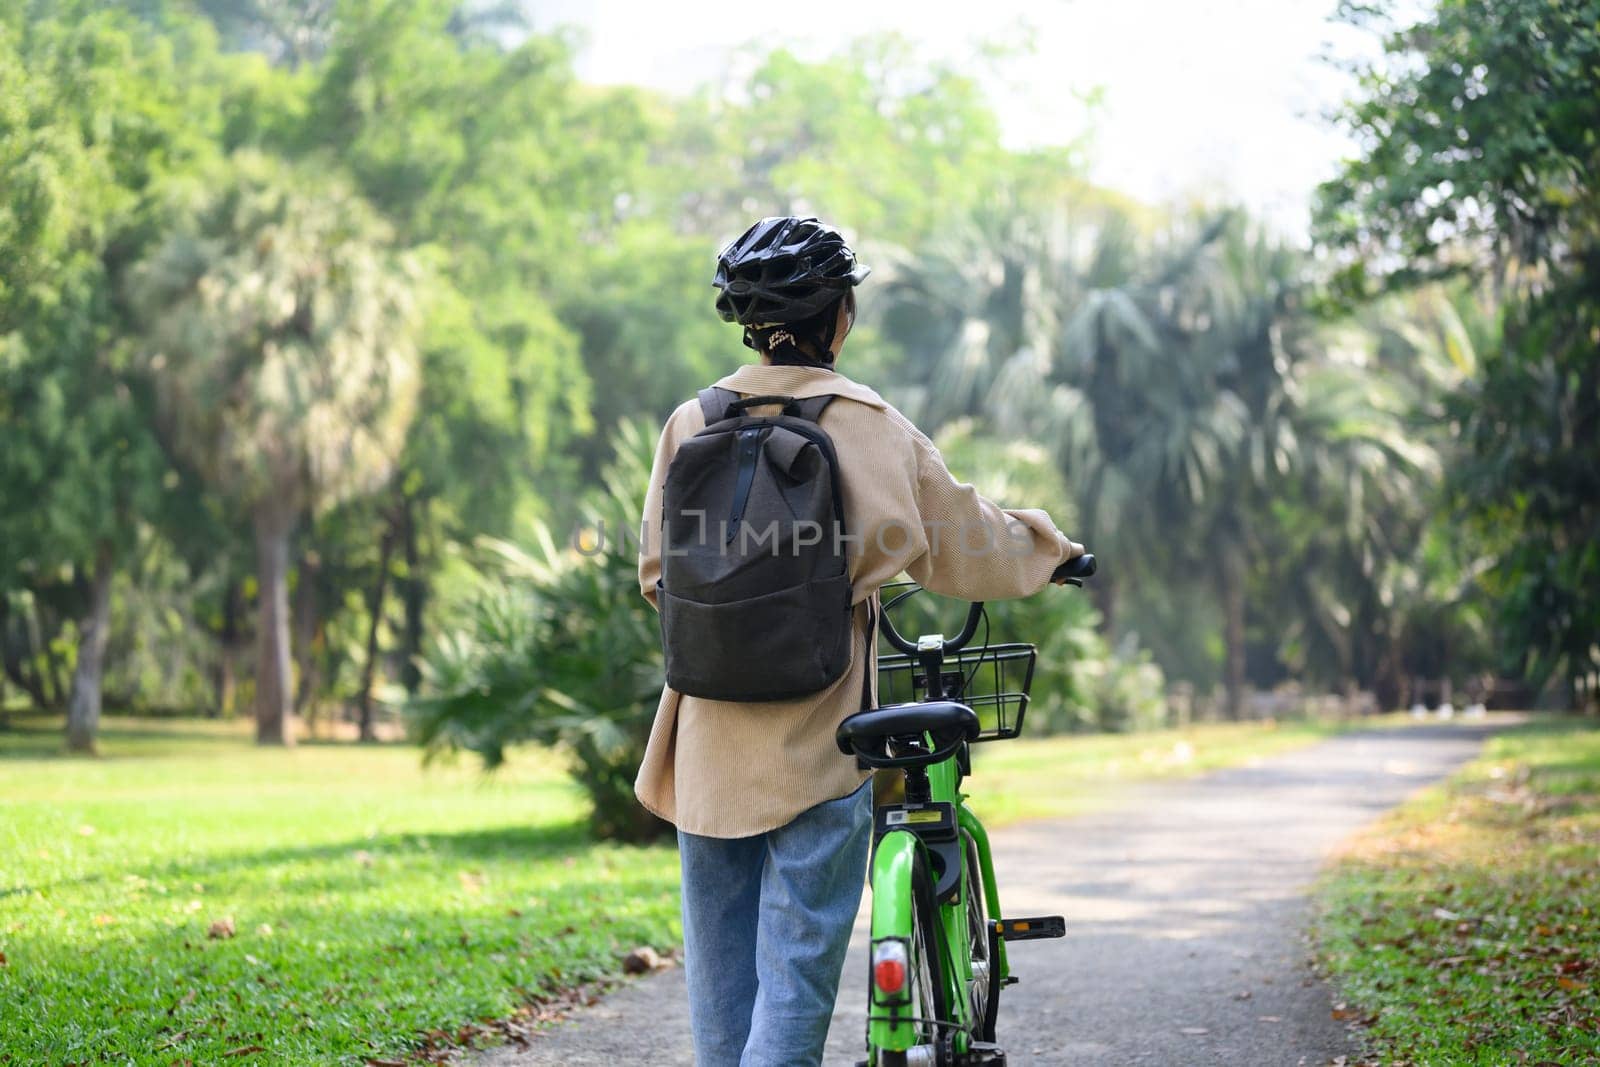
[1052,552,1097,584]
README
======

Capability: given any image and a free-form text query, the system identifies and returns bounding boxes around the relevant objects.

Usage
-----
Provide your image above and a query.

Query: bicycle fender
[869,828,922,1053]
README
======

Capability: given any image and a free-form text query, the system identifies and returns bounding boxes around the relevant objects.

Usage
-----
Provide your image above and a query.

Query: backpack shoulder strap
[793,394,834,424]
[697,387,739,425]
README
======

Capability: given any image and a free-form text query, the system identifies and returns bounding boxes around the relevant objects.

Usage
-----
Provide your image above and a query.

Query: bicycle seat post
[902,761,933,805]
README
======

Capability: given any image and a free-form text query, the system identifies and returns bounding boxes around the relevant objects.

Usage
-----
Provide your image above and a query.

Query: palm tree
[892,201,1439,718]
[128,151,423,745]
[871,190,1076,429]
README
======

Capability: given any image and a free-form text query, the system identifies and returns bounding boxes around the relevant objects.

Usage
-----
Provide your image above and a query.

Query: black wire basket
[875,641,1038,742]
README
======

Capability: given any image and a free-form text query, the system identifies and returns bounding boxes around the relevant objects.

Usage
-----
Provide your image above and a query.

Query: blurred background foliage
[2,0,1596,834]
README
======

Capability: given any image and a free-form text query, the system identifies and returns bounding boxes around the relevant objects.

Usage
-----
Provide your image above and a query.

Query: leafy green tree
[659,37,1063,246]
[0,8,224,749]
[1318,0,1600,704]
[127,151,424,744]
[889,199,1438,716]
[1455,281,1600,702]
[280,2,645,703]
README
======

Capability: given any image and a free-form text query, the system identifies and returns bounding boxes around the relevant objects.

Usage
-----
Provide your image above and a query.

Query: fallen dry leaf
[622,946,667,974]
[208,917,237,940]
[155,1028,193,1050]
[222,1045,265,1057]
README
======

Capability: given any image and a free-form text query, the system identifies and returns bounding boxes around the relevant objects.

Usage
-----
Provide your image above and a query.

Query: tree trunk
[1,597,49,709]
[399,492,425,696]
[1221,549,1246,721]
[293,549,321,719]
[65,543,115,754]
[1374,644,1404,713]
[213,578,241,719]
[357,528,395,742]
[253,505,296,746]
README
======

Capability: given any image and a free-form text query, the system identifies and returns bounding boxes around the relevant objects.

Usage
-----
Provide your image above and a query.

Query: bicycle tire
[963,830,998,1042]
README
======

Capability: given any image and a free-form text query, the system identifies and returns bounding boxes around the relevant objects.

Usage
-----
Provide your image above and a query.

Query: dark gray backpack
[655,388,853,702]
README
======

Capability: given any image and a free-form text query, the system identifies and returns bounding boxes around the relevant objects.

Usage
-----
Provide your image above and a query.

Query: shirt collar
[714,363,889,410]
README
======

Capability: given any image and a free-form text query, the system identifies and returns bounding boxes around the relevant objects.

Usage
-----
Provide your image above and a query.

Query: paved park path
[475,720,1503,1066]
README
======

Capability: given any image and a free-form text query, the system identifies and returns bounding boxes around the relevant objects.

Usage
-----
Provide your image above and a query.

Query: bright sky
[524,0,1377,240]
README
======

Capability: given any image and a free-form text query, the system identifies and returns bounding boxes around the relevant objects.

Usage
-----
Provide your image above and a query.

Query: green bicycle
[836,553,1097,1067]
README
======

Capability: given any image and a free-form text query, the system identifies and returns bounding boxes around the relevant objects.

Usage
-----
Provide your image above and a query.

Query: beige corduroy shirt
[635,363,1079,838]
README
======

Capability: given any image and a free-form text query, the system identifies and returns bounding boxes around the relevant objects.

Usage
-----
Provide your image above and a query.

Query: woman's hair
[745,291,854,367]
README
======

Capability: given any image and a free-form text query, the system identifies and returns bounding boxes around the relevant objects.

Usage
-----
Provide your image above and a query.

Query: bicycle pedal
[993,915,1065,941]
[956,1041,1006,1066]
[1002,975,1019,986]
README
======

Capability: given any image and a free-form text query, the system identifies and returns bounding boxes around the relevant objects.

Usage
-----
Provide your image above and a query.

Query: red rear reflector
[874,957,907,994]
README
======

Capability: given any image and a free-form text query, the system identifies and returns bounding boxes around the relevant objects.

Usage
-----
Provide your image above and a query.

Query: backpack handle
[724,394,802,418]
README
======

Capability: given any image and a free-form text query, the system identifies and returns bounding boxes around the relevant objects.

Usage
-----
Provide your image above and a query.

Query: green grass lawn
[0,716,680,1065]
[1315,718,1600,1065]
[1,711,1378,1064]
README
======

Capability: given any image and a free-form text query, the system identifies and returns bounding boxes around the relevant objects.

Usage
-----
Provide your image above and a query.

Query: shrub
[407,423,671,842]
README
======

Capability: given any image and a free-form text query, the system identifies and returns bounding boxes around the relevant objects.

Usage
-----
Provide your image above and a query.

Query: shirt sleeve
[904,437,1078,601]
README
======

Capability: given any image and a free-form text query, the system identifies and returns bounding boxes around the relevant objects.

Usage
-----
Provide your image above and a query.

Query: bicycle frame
[869,751,1007,1059]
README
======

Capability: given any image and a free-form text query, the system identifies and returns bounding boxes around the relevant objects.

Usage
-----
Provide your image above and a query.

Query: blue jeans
[678,779,873,1067]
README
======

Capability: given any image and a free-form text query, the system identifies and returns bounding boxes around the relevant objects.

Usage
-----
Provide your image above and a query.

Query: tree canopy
[1,0,1592,770]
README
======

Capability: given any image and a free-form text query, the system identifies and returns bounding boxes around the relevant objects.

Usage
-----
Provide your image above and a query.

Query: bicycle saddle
[835,701,980,768]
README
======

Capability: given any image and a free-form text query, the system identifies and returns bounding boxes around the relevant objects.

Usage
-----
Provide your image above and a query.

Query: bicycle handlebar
[1053,552,1097,585]
[876,553,1097,655]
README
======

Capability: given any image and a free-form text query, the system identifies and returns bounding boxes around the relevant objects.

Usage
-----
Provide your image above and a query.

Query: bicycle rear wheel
[963,830,997,1042]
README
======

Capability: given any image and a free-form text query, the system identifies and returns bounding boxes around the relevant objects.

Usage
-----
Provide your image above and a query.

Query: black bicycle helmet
[713,216,871,326]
